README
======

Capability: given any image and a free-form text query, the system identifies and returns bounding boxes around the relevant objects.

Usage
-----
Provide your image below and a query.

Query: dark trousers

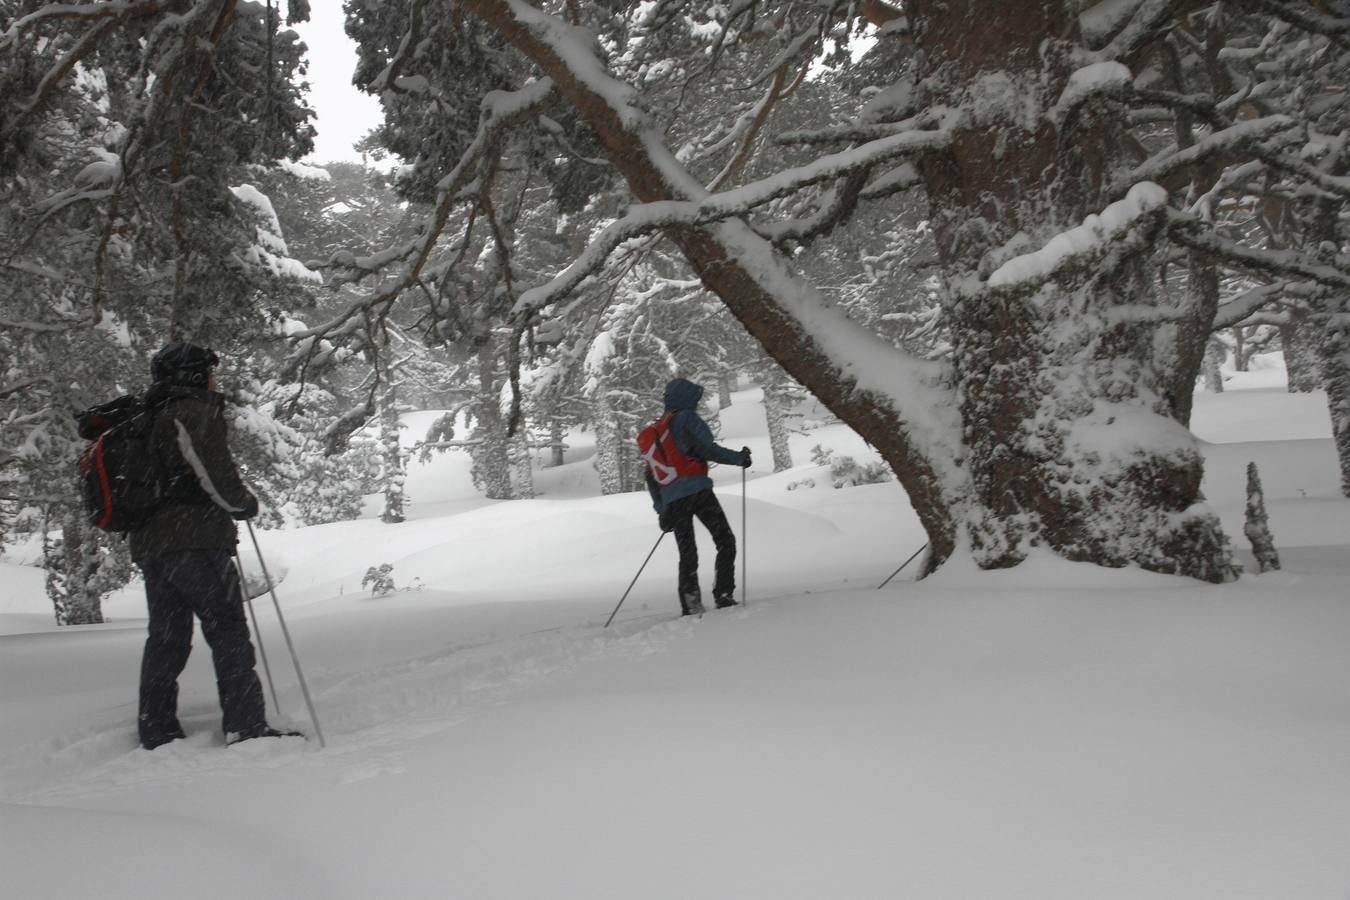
[138,549,265,744]
[669,488,736,608]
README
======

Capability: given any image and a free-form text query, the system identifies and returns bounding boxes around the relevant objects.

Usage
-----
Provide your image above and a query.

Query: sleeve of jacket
[172,397,257,517]
[675,410,746,467]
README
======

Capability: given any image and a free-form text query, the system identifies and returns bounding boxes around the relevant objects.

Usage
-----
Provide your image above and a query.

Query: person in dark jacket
[643,377,751,616]
[131,342,294,749]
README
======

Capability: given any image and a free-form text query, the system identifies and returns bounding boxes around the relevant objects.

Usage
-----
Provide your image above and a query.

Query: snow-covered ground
[2,361,1348,899]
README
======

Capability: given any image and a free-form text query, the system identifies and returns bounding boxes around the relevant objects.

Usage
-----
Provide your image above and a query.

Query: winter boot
[680,591,705,616]
[141,726,187,750]
[714,592,738,609]
[226,723,304,746]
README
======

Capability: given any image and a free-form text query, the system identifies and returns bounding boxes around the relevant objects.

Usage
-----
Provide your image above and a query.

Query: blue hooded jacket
[645,378,747,512]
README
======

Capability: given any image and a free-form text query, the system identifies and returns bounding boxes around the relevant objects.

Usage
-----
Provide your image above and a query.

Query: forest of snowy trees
[2,0,1349,623]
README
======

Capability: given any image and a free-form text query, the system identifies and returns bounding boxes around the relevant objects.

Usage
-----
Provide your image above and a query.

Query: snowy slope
[2,368,1349,899]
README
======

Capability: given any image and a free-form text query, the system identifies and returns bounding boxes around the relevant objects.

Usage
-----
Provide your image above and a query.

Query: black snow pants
[138,549,266,746]
[668,488,736,611]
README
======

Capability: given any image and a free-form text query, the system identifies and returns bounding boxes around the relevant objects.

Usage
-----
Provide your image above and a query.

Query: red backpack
[637,411,708,486]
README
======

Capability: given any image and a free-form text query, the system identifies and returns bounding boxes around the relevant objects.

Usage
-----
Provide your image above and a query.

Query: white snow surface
[3,371,1349,899]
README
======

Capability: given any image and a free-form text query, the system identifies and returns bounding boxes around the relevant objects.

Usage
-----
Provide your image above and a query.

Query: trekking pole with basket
[245,520,326,748]
[741,464,748,607]
[604,531,668,628]
[877,543,929,590]
[234,553,281,713]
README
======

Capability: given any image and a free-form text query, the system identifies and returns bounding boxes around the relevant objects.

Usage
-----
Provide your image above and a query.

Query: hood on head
[663,378,704,412]
[151,342,218,388]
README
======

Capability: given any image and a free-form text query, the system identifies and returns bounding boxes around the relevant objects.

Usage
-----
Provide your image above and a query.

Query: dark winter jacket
[128,383,258,563]
[644,378,748,513]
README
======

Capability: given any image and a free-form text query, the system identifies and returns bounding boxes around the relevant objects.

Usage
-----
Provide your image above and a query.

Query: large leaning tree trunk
[909,1,1233,578]
[456,0,1237,580]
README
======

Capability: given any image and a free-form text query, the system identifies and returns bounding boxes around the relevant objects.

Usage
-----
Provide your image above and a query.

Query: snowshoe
[226,724,304,746]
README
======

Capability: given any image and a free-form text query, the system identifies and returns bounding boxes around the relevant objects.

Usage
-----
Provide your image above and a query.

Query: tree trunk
[717,373,734,409]
[762,380,794,472]
[1170,251,1221,423]
[1307,156,1350,496]
[593,393,623,495]
[47,509,105,625]
[1203,340,1225,394]
[511,432,535,499]
[1321,315,1350,497]
[378,379,406,524]
[910,0,1234,579]
[1282,308,1323,393]
[1231,327,1250,371]
[471,347,513,500]
[549,418,566,467]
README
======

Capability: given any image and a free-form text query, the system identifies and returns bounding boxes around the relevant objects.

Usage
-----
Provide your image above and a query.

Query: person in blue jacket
[644,377,751,615]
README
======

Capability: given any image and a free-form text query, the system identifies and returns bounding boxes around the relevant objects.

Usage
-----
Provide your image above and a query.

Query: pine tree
[1244,462,1281,573]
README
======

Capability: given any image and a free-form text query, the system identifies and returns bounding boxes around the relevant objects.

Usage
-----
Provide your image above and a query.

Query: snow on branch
[513,123,954,314]
[777,118,928,146]
[1258,149,1350,201]
[1167,209,1350,289]
[290,77,556,350]
[1086,0,1189,61]
[757,169,871,247]
[0,317,80,333]
[860,162,923,199]
[1,0,163,43]
[1212,283,1287,329]
[1245,0,1350,42]
[1079,0,1147,48]
[1115,115,1300,198]
[986,182,1169,291]
[1049,61,1133,125]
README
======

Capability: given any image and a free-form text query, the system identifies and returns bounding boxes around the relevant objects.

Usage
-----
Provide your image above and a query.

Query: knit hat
[151,342,219,387]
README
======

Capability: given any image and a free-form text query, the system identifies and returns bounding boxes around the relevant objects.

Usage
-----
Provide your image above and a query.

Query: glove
[232,493,260,521]
[740,447,752,469]
[658,510,674,533]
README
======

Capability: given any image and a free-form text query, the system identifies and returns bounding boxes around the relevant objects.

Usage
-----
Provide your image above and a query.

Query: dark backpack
[76,395,163,533]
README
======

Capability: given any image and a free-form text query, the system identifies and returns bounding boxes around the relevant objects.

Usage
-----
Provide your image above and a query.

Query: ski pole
[604,531,667,628]
[234,552,280,714]
[246,520,326,748]
[741,464,747,607]
[877,543,928,590]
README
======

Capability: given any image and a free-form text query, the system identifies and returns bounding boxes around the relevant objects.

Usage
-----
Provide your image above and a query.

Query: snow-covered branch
[1245,0,1350,43]
[1087,0,1189,61]
[1,0,163,43]
[0,377,51,399]
[777,118,928,146]
[1211,282,1286,329]
[1115,115,1300,198]
[0,317,81,333]
[514,124,953,314]
[1167,209,1350,289]
[290,78,556,347]
[1049,61,1133,126]
[986,182,1170,292]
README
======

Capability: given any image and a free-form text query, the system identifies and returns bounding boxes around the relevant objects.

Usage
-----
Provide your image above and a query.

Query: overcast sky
[291,6,382,164]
